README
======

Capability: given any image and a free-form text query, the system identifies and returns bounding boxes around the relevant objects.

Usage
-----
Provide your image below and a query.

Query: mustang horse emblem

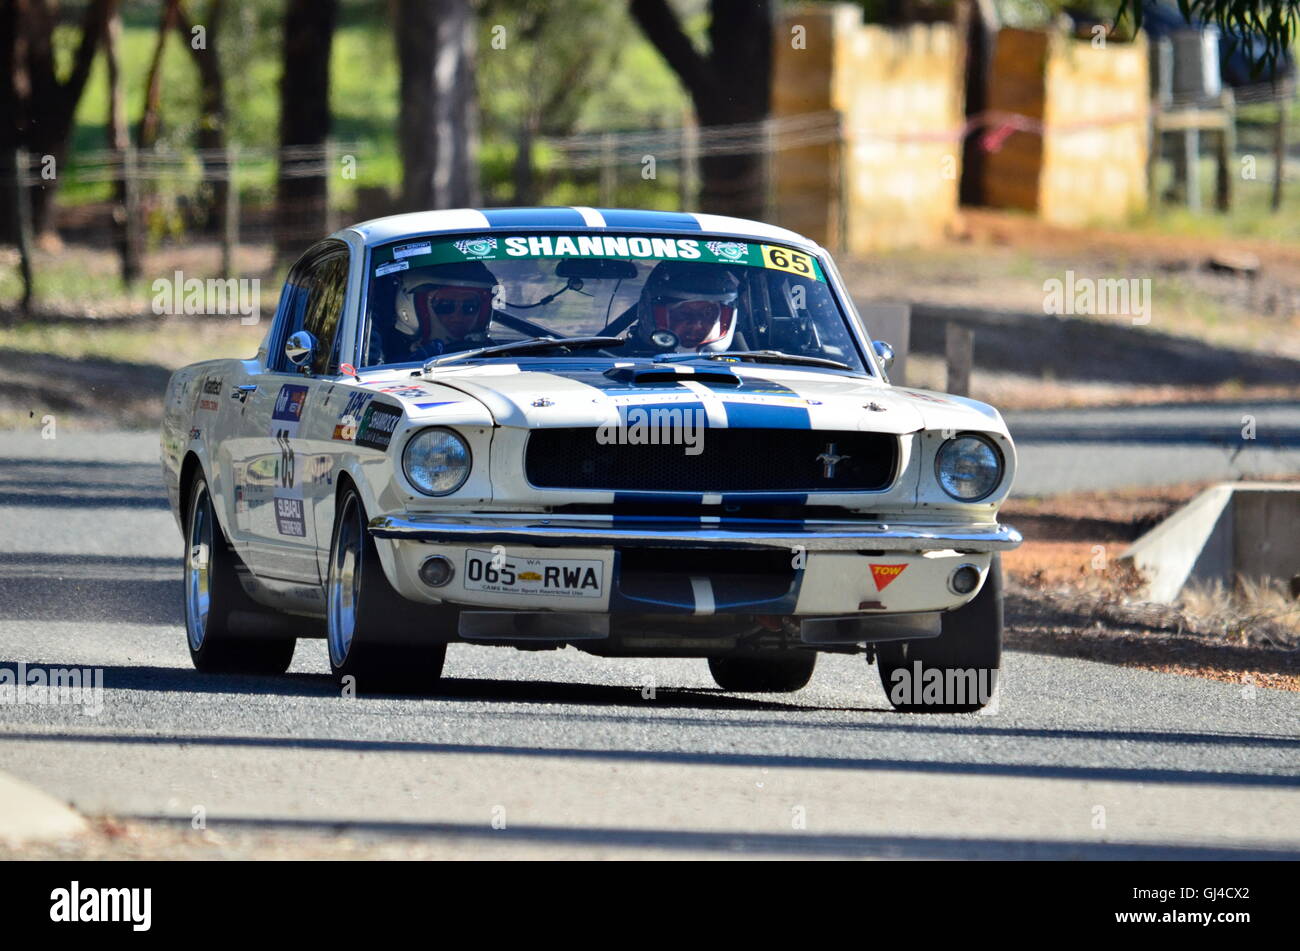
[816,442,851,479]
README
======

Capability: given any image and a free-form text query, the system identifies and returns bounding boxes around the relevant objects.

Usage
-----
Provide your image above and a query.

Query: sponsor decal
[376,384,435,399]
[705,240,749,261]
[414,400,457,410]
[503,234,701,260]
[870,563,907,591]
[900,390,951,405]
[270,384,308,488]
[759,244,816,278]
[452,236,497,258]
[272,384,308,423]
[355,403,402,451]
[198,376,222,411]
[332,391,372,441]
[371,233,826,282]
[274,496,306,537]
[393,240,433,259]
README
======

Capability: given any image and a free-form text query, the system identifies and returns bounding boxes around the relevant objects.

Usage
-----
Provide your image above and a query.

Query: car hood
[407,362,1007,436]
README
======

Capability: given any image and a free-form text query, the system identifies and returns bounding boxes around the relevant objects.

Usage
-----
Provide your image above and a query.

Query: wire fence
[1,86,1295,302]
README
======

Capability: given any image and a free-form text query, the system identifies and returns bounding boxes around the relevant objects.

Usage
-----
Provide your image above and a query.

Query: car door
[228,242,351,584]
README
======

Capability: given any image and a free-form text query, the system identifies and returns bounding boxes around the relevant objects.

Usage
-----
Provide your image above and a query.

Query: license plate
[462,550,604,598]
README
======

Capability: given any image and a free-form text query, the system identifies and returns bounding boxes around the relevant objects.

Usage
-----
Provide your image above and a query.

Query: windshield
[360,232,868,373]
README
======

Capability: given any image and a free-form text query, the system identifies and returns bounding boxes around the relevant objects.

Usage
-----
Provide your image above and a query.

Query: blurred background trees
[0,0,1294,304]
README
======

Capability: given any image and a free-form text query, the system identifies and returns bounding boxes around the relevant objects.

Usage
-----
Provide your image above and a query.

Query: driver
[631,261,740,353]
[393,260,498,358]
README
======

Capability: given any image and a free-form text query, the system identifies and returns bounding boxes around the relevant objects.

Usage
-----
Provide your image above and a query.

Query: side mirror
[873,339,895,372]
[285,330,317,370]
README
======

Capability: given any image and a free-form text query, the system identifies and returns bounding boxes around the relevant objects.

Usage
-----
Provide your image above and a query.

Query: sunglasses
[430,296,482,317]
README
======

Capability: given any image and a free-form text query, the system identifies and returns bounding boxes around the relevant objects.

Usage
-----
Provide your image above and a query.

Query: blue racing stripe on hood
[703,376,812,429]
[480,207,587,228]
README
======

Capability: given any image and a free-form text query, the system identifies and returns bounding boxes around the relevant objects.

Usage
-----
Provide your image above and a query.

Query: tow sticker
[870,564,907,590]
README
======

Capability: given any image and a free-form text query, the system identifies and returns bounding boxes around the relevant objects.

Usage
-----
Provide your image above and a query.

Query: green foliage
[56,0,691,212]
[1119,0,1299,71]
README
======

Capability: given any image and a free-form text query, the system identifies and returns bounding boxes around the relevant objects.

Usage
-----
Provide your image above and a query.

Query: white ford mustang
[161,207,1021,710]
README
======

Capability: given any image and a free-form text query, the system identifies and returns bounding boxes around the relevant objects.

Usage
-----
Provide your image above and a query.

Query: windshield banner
[372,233,826,282]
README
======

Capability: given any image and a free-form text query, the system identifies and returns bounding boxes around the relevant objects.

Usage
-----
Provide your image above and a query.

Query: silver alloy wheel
[328,495,363,666]
[185,483,213,651]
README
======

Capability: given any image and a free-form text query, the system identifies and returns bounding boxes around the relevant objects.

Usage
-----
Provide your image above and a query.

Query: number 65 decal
[761,245,818,280]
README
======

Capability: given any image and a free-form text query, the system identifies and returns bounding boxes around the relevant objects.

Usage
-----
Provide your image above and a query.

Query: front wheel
[708,651,816,693]
[327,486,446,694]
[875,555,1002,713]
[184,473,296,674]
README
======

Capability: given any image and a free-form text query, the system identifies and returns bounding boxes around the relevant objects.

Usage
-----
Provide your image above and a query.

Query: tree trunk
[104,3,141,282]
[138,0,181,149]
[630,0,772,219]
[275,0,337,264]
[13,0,115,238]
[178,0,228,233]
[512,116,537,206]
[0,0,21,247]
[395,0,479,211]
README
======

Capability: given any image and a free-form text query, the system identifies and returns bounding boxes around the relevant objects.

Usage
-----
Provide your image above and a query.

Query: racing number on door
[761,245,813,277]
[275,428,295,488]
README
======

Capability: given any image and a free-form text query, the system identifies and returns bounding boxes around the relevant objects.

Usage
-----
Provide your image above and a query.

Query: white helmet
[634,261,740,353]
[394,260,498,349]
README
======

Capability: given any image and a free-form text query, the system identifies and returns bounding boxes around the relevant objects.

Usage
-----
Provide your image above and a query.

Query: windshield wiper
[422,335,626,371]
[665,350,851,371]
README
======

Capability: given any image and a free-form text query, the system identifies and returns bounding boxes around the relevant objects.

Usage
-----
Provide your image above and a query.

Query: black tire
[875,555,1002,712]
[708,651,816,693]
[326,485,447,695]
[184,473,296,674]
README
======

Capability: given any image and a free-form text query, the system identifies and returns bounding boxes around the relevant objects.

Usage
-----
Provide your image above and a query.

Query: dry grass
[1003,483,1300,690]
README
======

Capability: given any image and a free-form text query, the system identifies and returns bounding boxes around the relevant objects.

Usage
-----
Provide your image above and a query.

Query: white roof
[344,207,820,251]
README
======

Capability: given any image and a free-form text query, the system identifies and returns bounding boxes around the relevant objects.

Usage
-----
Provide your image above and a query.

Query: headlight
[403,427,471,496]
[935,434,1003,501]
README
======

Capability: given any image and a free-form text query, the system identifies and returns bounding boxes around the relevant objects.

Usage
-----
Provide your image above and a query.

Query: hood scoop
[603,364,740,386]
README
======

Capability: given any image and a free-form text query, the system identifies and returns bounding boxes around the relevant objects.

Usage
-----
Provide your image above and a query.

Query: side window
[271,247,349,374]
[303,254,349,375]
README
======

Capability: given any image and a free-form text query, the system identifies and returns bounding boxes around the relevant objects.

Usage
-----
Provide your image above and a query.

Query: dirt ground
[1001,483,1300,692]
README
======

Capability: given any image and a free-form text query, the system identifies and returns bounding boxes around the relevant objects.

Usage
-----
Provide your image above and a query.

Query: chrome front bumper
[369,514,1022,553]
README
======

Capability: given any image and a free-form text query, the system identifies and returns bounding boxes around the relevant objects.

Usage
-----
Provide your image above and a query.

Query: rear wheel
[327,486,446,694]
[708,651,816,693]
[184,474,296,674]
[875,555,1002,712]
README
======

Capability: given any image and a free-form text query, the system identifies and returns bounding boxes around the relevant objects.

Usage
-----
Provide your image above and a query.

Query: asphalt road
[0,431,1297,859]
[1007,401,1300,495]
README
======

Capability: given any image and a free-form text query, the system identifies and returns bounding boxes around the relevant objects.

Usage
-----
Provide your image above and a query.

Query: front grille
[525,428,897,493]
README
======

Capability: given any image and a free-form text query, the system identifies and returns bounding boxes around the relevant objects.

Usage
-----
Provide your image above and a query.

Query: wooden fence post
[13,148,34,315]
[1273,92,1287,212]
[945,322,973,397]
[221,145,239,279]
[679,118,698,212]
[599,133,616,207]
